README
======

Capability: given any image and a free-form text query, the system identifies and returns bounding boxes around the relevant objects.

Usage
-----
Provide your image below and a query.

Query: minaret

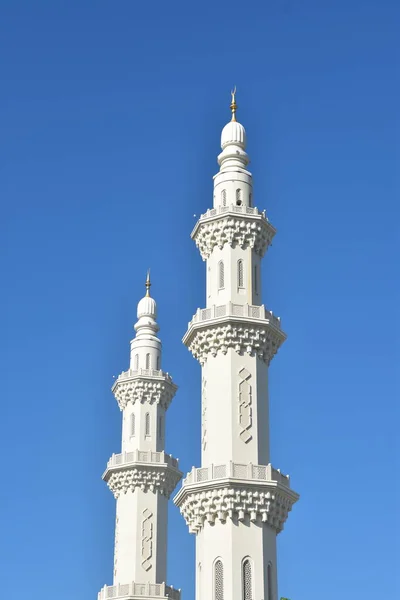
[99,275,182,600]
[174,92,299,600]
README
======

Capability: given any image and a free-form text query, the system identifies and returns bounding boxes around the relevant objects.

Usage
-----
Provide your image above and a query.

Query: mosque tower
[98,274,182,600]
[174,92,299,600]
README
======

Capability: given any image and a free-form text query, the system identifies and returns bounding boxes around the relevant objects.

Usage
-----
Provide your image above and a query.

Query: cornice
[174,477,298,534]
[112,369,177,411]
[183,306,286,365]
[191,206,276,261]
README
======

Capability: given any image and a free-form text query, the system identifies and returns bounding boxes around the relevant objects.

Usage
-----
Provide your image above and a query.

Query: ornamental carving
[141,509,153,571]
[176,482,297,534]
[113,376,176,411]
[186,322,285,365]
[193,215,275,261]
[238,368,252,443]
[106,465,182,499]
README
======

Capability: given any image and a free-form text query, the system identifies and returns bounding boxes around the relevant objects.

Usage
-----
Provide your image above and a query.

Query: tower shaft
[174,95,299,600]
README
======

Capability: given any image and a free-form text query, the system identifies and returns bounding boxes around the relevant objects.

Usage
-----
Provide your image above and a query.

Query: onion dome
[137,271,157,319]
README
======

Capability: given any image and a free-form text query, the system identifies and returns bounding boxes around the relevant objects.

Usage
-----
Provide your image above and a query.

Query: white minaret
[174,92,299,600]
[99,274,182,600]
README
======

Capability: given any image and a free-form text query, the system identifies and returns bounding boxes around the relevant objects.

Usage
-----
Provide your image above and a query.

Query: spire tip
[230,86,237,122]
[145,269,151,297]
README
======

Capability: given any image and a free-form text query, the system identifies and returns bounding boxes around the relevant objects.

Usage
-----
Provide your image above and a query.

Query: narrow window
[145,413,150,436]
[145,353,150,369]
[156,355,160,370]
[254,265,258,294]
[267,563,273,600]
[249,192,252,207]
[221,189,227,206]
[134,354,139,370]
[218,261,225,289]
[215,560,224,600]
[243,560,252,600]
[158,416,163,440]
[131,413,135,436]
[238,260,244,288]
[236,188,242,206]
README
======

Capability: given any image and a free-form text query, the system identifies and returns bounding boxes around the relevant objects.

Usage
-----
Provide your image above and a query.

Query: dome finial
[230,86,237,122]
[145,269,151,297]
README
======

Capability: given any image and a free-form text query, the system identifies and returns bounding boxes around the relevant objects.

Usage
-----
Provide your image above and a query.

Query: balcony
[187,302,282,330]
[106,450,179,470]
[182,461,291,488]
[98,582,180,600]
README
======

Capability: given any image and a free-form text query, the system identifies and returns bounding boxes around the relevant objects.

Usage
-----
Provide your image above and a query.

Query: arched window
[158,416,163,440]
[236,188,242,206]
[130,413,135,436]
[249,192,252,207]
[243,559,253,600]
[254,265,258,294]
[134,354,139,370]
[221,189,227,206]
[238,260,244,288]
[215,560,224,600]
[218,261,225,289]
[267,563,273,600]
[156,355,160,370]
[145,413,151,436]
[145,353,150,369]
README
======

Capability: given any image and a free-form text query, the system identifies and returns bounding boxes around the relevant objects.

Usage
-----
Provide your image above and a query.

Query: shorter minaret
[98,275,182,600]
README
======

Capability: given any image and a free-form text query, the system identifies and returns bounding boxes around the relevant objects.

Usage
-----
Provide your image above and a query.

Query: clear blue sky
[0,1,398,598]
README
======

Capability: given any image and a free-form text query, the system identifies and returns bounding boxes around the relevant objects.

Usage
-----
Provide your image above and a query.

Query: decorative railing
[182,462,290,488]
[189,302,281,329]
[98,582,181,600]
[107,450,179,470]
[116,368,173,382]
[199,204,268,220]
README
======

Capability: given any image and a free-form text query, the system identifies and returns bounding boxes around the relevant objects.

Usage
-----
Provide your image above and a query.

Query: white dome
[221,121,246,150]
[137,295,157,319]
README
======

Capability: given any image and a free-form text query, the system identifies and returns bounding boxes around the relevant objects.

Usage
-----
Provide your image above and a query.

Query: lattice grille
[243,560,252,600]
[215,560,224,600]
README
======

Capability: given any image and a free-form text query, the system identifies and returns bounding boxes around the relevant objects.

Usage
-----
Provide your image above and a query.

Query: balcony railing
[182,461,290,488]
[116,368,173,382]
[107,450,179,470]
[199,204,268,220]
[98,582,181,600]
[188,302,281,330]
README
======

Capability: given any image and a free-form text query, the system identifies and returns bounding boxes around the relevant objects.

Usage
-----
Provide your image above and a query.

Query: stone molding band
[184,318,286,365]
[104,462,182,499]
[174,478,298,534]
[112,372,177,411]
[192,212,276,261]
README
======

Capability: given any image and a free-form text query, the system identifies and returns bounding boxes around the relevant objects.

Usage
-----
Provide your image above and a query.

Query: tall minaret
[99,275,182,600]
[174,93,299,600]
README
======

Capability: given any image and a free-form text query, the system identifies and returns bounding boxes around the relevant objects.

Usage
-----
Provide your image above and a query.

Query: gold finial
[230,86,237,122]
[145,269,151,297]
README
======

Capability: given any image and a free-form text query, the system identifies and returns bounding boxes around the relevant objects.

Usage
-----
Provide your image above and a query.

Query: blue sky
[0,1,398,599]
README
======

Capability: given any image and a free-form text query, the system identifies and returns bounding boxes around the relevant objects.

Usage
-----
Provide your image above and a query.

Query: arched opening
[131,413,135,436]
[242,559,253,600]
[218,261,225,289]
[221,189,227,206]
[214,559,224,600]
[236,188,242,206]
[134,354,139,370]
[267,563,273,600]
[145,353,150,369]
[238,260,244,288]
[145,413,151,437]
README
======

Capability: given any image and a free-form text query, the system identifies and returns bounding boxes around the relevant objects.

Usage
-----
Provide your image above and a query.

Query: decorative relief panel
[202,377,207,451]
[176,482,297,535]
[193,215,275,261]
[113,377,176,411]
[106,465,182,499]
[186,322,284,365]
[141,509,153,571]
[238,368,252,443]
